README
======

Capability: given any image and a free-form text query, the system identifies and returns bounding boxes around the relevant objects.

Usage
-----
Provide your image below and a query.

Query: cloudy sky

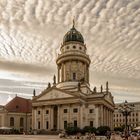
[0,0,140,105]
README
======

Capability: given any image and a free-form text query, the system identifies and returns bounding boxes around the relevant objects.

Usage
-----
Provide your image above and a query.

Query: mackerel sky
[0,0,140,105]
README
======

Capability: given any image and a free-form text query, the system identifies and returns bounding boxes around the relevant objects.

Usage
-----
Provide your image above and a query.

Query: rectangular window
[46,110,49,114]
[74,120,77,127]
[38,111,40,114]
[73,73,76,80]
[38,121,40,129]
[90,121,93,127]
[64,121,67,129]
[73,108,78,113]
[89,109,94,113]
[46,121,49,129]
[64,109,67,113]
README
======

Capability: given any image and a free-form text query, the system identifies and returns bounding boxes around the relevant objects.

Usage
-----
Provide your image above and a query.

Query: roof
[5,96,32,113]
[63,26,84,44]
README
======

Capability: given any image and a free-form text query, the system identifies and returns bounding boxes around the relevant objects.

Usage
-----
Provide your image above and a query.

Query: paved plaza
[0,135,60,140]
[0,135,124,140]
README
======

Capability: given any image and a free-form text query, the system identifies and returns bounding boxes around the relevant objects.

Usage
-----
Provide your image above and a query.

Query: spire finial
[72,17,75,28]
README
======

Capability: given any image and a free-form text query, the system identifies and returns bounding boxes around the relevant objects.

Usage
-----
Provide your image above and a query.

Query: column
[103,106,105,126]
[85,104,89,126]
[106,108,108,126]
[57,66,60,83]
[80,104,83,128]
[68,104,71,124]
[109,110,112,128]
[62,63,64,82]
[100,105,104,126]
[42,106,45,129]
[64,63,66,81]
[84,64,87,82]
[104,107,106,126]
[41,107,43,129]
[108,109,110,127]
[57,105,60,130]
[107,108,109,126]
[50,106,53,129]
[34,108,37,129]
[111,110,114,130]
[87,66,89,83]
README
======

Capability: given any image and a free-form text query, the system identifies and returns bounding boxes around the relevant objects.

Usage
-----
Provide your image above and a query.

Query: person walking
[110,133,116,140]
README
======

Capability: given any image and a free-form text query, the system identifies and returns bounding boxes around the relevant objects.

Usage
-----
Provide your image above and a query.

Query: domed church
[32,22,115,131]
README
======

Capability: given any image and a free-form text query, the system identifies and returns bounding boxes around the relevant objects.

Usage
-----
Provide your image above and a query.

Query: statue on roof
[93,87,97,93]
[53,75,56,86]
[33,89,36,96]
[106,81,109,92]
[101,85,103,93]
[48,82,51,89]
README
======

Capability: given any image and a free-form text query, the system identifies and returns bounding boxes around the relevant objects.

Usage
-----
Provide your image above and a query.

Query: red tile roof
[5,96,32,113]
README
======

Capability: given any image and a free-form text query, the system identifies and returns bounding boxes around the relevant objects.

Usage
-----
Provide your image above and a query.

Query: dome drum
[60,43,87,54]
[56,54,90,65]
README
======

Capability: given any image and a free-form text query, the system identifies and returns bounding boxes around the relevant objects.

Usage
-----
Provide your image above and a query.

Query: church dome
[63,25,84,44]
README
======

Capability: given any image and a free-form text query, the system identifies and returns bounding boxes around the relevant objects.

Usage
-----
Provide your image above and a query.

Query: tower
[56,22,90,90]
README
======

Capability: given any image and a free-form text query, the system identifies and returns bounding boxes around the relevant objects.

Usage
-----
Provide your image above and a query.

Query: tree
[114,125,125,132]
[82,126,96,134]
[65,126,81,135]
[97,126,110,135]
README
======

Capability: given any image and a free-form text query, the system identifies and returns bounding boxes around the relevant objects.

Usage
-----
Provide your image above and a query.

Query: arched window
[20,117,24,127]
[10,117,14,126]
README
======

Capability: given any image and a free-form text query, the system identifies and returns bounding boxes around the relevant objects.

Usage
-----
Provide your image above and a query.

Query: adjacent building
[0,96,32,132]
[32,23,115,131]
[114,102,140,129]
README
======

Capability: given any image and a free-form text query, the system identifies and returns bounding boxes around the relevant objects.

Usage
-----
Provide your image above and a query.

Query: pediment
[104,92,114,105]
[36,88,74,101]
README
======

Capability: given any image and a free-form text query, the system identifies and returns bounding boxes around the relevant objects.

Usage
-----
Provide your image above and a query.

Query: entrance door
[53,105,58,130]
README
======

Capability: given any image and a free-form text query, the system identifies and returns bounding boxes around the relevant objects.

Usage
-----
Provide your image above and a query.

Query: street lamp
[118,100,134,139]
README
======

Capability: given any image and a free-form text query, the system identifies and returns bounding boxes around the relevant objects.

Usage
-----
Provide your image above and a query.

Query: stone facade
[32,23,115,131]
[114,102,140,129]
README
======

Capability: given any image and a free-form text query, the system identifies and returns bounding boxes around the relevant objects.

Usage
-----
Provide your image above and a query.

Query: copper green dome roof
[63,25,84,44]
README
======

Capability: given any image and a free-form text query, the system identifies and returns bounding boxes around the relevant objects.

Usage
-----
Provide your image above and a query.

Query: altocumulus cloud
[0,0,140,103]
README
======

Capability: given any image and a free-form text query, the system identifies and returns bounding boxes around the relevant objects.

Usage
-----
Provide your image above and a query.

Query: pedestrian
[91,132,96,140]
[110,133,116,140]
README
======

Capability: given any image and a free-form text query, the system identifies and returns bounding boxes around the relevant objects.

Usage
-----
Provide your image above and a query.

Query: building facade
[0,96,32,132]
[114,102,140,129]
[32,23,115,131]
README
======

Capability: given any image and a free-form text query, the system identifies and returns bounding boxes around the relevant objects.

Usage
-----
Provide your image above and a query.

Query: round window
[73,46,76,49]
